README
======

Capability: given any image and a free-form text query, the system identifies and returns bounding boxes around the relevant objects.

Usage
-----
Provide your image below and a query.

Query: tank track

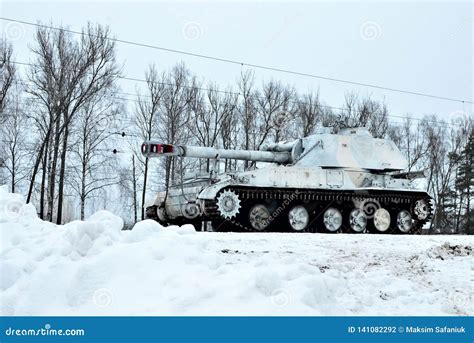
[204,187,432,234]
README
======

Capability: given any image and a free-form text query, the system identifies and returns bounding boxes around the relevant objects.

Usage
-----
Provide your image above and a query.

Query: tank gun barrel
[141,141,292,164]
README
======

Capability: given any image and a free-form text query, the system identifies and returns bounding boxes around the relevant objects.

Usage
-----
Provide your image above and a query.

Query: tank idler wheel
[288,205,309,232]
[413,199,430,221]
[372,208,392,233]
[396,210,413,234]
[347,209,367,233]
[248,204,271,231]
[322,207,343,233]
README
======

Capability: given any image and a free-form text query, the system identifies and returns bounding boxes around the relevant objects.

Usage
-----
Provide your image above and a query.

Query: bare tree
[220,96,240,172]
[337,93,389,137]
[117,155,139,225]
[337,92,359,128]
[27,22,120,223]
[390,116,430,172]
[235,74,296,168]
[237,70,258,170]
[366,100,389,138]
[296,90,323,137]
[68,97,120,219]
[157,63,196,194]
[255,80,295,146]
[134,64,166,220]
[0,39,18,185]
[420,115,468,232]
[0,85,30,192]
[0,39,15,119]
[191,83,237,171]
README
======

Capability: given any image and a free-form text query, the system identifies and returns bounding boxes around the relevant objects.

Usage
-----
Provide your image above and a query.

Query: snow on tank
[293,127,407,171]
[141,127,432,234]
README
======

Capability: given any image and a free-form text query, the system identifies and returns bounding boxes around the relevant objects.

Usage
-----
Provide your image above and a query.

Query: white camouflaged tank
[142,127,432,234]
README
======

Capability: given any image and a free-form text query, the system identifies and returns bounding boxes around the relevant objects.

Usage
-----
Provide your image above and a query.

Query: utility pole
[132,155,138,223]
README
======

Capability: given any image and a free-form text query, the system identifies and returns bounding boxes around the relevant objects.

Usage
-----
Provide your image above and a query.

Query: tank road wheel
[348,209,367,233]
[372,208,391,233]
[216,190,241,219]
[322,207,343,233]
[248,204,271,231]
[288,205,309,232]
[396,210,413,234]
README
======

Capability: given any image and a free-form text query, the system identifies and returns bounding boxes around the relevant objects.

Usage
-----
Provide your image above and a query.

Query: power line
[11,61,238,99]
[1,16,472,105]
[9,61,471,128]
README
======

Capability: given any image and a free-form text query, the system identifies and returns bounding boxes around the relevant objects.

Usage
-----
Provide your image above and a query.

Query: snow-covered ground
[0,186,472,316]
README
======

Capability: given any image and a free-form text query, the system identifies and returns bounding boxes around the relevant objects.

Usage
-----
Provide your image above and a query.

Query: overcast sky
[2,0,473,124]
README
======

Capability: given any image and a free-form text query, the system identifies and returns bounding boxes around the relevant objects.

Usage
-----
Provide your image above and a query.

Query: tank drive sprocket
[216,189,241,219]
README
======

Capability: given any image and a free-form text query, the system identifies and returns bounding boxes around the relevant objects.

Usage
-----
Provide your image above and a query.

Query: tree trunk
[26,130,50,204]
[244,135,249,170]
[455,194,463,234]
[163,156,172,204]
[56,119,69,224]
[10,150,15,193]
[141,157,149,220]
[467,189,471,234]
[132,155,138,223]
[39,139,49,219]
[80,154,86,221]
[80,196,85,220]
[47,115,61,222]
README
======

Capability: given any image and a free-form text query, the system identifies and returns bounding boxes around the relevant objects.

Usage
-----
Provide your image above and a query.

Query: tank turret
[142,128,432,234]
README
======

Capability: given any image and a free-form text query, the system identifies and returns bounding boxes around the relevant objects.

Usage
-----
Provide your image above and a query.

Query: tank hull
[147,184,432,234]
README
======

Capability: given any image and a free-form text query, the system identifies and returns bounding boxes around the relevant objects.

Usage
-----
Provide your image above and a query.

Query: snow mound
[62,211,124,258]
[1,187,473,316]
[0,185,39,223]
[122,219,164,243]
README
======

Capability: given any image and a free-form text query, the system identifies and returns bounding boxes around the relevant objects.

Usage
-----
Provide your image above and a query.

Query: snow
[0,185,472,316]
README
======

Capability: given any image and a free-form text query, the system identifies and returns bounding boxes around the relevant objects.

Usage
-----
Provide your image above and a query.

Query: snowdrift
[0,185,472,316]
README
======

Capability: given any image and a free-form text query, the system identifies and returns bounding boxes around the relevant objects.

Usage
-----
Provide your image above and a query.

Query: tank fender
[197,180,233,200]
